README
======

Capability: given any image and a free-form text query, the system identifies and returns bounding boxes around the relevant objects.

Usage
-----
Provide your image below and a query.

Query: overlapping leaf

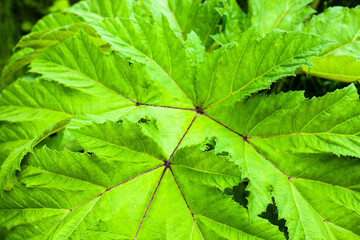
[302,6,360,82]
[212,2,360,83]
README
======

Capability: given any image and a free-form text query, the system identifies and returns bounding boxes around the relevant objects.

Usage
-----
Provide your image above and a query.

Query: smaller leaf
[304,55,360,82]
[302,6,360,82]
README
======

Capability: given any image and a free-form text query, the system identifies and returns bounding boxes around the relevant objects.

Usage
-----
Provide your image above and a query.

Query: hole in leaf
[204,138,216,152]
[217,151,230,157]
[268,75,358,98]
[116,119,124,124]
[136,116,159,130]
[267,184,274,193]
[223,181,249,209]
[137,118,150,124]
[259,197,289,239]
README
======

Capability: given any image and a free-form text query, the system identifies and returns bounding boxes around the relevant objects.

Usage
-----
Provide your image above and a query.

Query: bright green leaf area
[1,0,360,239]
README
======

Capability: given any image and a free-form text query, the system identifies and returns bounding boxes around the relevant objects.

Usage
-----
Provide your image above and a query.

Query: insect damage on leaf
[1,0,360,239]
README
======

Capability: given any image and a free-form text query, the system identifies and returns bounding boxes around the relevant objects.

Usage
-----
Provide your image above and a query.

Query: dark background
[0,0,79,72]
[1,0,360,96]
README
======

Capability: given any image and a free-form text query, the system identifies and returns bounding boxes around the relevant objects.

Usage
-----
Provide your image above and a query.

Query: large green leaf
[1,0,360,239]
[0,120,69,191]
[89,21,330,108]
[303,6,360,58]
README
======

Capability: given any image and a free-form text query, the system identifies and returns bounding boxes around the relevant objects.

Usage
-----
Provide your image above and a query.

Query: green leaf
[303,55,360,82]
[207,85,360,157]
[31,12,83,32]
[16,23,103,51]
[303,6,360,58]
[140,0,223,48]
[0,77,133,123]
[213,0,315,45]
[211,0,247,45]
[0,48,34,89]
[1,1,360,239]
[67,0,138,22]
[302,6,360,82]
[69,0,223,48]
